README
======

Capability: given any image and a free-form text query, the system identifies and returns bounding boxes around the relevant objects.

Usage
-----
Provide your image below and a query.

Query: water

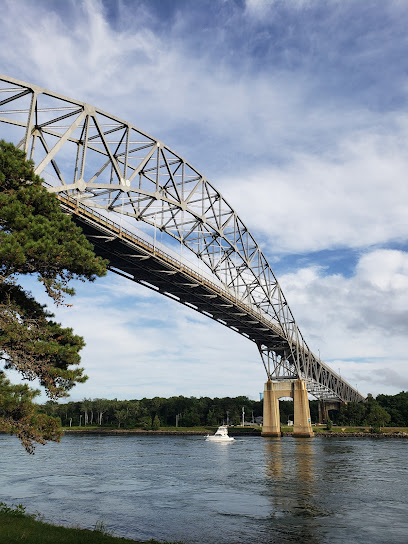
[1,434,407,543]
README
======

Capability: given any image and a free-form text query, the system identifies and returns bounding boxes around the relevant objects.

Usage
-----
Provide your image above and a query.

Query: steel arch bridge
[0,75,364,404]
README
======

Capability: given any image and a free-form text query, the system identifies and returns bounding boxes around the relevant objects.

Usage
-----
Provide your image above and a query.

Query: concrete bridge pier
[261,380,282,437]
[318,400,342,424]
[262,379,314,438]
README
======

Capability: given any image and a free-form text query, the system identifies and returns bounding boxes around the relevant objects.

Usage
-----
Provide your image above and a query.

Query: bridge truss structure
[0,75,365,403]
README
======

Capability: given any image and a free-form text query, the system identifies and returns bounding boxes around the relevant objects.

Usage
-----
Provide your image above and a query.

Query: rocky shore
[283,431,408,438]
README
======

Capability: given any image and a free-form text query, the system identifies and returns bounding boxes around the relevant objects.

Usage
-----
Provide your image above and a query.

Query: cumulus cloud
[354,368,408,392]
[277,249,408,395]
[220,127,408,253]
[1,0,405,174]
[40,275,264,401]
[21,248,407,402]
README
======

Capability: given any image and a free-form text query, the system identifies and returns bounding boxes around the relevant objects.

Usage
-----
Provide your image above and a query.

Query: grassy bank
[310,425,408,435]
[0,504,181,544]
[62,425,262,435]
[61,424,408,436]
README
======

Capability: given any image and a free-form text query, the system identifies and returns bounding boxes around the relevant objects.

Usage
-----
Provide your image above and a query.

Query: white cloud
[1,0,397,173]
[278,249,408,396]
[244,0,307,19]
[15,248,407,402]
[220,127,408,253]
[356,249,408,292]
[40,275,265,401]
[1,0,157,101]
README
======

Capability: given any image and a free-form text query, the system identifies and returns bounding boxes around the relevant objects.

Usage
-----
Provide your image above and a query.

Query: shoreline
[284,431,408,438]
[61,428,408,438]
[62,429,258,436]
[3,428,407,439]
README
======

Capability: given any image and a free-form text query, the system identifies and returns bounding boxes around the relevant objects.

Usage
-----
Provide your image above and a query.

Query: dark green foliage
[0,503,27,517]
[40,391,408,431]
[0,283,87,397]
[376,391,408,426]
[336,394,408,428]
[152,414,160,430]
[40,395,264,428]
[366,401,391,430]
[337,401,367,426]
[0,141,107,452]
[279,400,295,424]
[0,372,62,454]
[0,140,106,299]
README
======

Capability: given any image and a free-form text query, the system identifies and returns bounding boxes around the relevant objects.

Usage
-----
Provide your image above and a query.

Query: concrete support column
[293,379,314,437]
[318,400,329,424]
[318,400,342,424]
[261,381,281,437]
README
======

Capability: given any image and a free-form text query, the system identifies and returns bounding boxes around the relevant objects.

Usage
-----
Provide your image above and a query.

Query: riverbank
[61,426,408,438]
[0,508,182,544]
[62,426,262,436]
[285,431,408,438]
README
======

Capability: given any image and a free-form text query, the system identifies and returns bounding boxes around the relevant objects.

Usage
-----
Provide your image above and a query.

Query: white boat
[205,425,235,442]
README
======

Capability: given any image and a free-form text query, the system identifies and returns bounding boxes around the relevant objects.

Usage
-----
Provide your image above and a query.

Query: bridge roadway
[59,194,289,351]
[58,194,363,404]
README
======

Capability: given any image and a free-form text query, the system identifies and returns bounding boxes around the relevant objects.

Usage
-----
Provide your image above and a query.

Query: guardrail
[55,193,362,402]
[56,193,285,339]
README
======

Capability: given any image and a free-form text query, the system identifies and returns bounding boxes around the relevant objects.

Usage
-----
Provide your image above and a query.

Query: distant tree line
[37,391,408,430]
[39,396,264,429]
[333,392,408,428]
[36,391,408,430]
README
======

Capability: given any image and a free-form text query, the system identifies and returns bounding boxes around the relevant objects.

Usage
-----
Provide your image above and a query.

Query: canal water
[1,434,407,543]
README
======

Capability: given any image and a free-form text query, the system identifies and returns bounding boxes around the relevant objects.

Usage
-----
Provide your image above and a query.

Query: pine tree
[152,415,160,430]
[0,140,107,452]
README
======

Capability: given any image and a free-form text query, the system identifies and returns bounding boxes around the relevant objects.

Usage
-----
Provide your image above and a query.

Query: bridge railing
[56,193,365,403]
[55,192,286,340]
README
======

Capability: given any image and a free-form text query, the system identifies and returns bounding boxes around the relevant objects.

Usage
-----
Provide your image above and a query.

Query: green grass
[62,424,408,434]
[280,425,408,434]
[0,505,183,544]
[311,426,367,433]
[62,425,260,433]
[311,426,408,434]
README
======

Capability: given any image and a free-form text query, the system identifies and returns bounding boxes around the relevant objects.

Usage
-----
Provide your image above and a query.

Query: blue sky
[1,0,408,401]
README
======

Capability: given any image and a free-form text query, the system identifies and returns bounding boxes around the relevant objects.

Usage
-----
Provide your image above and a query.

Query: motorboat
[205,425,235,442]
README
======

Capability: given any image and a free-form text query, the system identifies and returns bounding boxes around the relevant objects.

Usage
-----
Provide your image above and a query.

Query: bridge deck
[58,195,364,404]
[59,195,288,352]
